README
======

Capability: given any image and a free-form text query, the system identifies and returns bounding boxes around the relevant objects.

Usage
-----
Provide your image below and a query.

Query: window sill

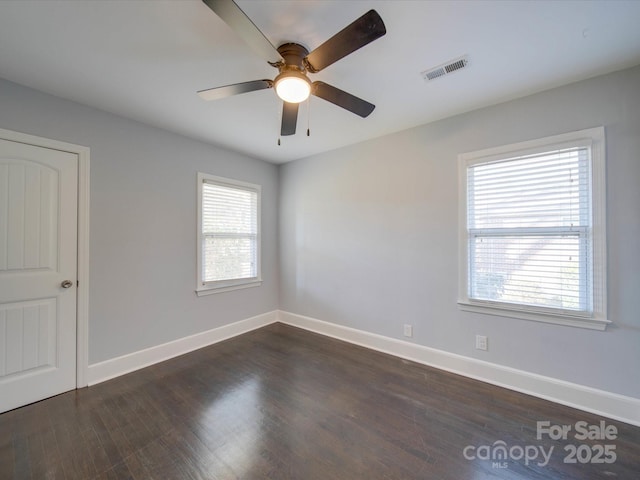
[196,280,262,296]
[458,300,611,331]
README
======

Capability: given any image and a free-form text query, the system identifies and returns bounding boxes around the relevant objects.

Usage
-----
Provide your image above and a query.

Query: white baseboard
[87,311,278,385]
[277,310,640,427]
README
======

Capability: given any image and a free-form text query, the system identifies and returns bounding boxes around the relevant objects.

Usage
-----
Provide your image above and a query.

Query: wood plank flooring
[1,323,639,479]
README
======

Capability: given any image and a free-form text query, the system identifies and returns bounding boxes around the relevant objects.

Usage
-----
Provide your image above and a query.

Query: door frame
[0,127,90,388]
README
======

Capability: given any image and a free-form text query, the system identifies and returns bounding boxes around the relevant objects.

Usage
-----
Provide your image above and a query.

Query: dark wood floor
[1,323,638,479]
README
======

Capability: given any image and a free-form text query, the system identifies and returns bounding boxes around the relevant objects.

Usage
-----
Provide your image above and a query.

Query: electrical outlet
[475,335,488,351]
[403,324,413,338]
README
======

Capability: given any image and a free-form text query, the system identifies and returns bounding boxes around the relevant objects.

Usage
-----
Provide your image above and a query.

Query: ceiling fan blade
[312,81,375,118]
[304,10,386,73]
[202,0,282,64]
[197,79,272,101]
[281,102,299,136]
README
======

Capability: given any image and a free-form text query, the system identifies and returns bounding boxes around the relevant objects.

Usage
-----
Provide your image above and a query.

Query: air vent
[421,55,468,82]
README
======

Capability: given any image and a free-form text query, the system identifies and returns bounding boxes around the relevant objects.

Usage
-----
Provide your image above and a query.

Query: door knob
[61,280,73,289]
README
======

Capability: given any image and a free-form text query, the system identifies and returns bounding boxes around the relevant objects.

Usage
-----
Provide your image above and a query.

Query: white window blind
[458,127,608,330]
[467,146,591,313]
[197,173,261,294]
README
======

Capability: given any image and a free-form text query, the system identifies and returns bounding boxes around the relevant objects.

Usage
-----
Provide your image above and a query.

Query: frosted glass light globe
[275,73,311,103]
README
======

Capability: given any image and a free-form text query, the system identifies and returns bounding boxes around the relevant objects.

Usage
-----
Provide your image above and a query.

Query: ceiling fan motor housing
[276,43,309,71]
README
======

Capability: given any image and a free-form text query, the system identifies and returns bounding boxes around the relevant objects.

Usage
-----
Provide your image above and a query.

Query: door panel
[0,138,77,413]
[1,298,57,376]
[1,161,58,272]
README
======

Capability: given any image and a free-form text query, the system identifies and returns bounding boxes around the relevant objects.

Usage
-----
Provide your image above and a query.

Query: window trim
[458,127,609,330]
[196,172,262,296]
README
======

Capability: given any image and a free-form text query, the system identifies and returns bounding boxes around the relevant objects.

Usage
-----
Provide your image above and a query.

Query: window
[458,127,608,330]
[197,173,261,295]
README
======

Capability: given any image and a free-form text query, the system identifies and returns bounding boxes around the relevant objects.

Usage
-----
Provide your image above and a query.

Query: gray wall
[279,65,640,399]
[0,79,279,364]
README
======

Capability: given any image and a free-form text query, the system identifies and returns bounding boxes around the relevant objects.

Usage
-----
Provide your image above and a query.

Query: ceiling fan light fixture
[274,71,311,103]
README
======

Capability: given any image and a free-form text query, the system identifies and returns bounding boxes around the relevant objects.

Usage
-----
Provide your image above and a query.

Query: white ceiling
[1,1,639,164]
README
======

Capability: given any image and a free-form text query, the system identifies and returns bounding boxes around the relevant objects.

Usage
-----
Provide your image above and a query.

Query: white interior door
[0,137,78,413]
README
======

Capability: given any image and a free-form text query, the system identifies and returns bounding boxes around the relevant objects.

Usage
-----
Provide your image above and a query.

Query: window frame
[458,127,609,330]
[196,172,262,296]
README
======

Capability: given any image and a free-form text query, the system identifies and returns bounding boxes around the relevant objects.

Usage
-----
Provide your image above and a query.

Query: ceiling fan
[198,0,387,137]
